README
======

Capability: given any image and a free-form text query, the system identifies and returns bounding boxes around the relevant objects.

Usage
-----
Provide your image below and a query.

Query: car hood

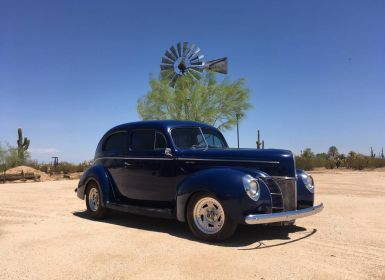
[175,148,296,177]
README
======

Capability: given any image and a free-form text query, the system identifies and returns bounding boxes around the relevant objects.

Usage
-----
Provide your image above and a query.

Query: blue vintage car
[76,120,323,242]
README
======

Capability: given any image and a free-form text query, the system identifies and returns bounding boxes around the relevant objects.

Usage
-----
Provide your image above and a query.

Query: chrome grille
[263,178,284,213]
[273,178,297,211]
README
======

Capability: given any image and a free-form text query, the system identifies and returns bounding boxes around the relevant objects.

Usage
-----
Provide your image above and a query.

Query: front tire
[187,193,237,242]
[86,182,107,219]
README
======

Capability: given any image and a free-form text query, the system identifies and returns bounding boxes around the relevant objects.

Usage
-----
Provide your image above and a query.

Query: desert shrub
[296,148,315,170]
[296,147,385,170]
[25,160,92,174]
[347,156,367,170]
[295,156,314,170]
[50,161,92,174]
[25,159,40,170]
[367,158,385,169]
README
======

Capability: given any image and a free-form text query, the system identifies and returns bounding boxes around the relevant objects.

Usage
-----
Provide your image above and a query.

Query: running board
[106,202,174,219]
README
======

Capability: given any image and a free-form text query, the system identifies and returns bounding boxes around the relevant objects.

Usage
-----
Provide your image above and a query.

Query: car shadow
[72,210,317,248]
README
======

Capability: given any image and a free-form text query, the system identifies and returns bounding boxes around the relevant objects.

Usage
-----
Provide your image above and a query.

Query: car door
[118,129,177,207]
[100,131,129,200]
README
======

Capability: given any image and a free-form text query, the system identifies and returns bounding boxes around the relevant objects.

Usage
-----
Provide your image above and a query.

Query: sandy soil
[0,171,384,279]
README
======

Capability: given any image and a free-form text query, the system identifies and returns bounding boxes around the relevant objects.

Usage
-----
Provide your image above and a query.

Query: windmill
[160,42,228,87]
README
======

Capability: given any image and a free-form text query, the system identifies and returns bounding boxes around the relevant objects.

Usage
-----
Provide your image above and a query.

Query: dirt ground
[0,171,384,279]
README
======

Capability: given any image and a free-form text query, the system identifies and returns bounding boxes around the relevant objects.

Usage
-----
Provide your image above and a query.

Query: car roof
[107,120,217,133]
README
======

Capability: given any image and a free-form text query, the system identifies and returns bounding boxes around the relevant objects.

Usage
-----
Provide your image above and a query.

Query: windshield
[171,127,227,149]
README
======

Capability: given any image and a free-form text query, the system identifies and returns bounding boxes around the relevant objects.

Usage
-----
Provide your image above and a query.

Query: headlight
[242,174,260,201]
[301,173,315,193]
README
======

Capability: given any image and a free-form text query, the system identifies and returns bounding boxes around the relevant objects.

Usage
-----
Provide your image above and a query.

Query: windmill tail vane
[205,57,228,74]
[160,42,228,87]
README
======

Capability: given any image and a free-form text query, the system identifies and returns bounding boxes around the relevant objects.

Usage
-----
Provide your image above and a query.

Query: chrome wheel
[88,187,99,212]
[193,197,225,235]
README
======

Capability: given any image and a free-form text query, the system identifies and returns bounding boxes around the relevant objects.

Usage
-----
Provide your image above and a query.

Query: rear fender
[176,168,271,222]
[77,165,114,207]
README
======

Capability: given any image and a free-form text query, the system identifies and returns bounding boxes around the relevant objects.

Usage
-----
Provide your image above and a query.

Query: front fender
[176,168,271,223]
[296,169,315,209]
[77,164,114,207]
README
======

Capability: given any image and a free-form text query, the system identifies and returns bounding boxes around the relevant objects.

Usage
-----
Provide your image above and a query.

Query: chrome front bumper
[245,203,324,225]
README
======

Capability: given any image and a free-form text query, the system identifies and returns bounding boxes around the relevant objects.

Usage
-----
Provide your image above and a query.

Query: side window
[131,130,155,150]
[204,134,223,148]
[155,132,167,149]
[103,132,128,154]
[201,127,227,148]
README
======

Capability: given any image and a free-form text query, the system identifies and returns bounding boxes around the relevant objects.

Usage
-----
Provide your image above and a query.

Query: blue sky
[1,0,384,162]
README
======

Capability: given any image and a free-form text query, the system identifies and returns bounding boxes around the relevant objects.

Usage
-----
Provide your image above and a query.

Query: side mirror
[164,148,173,157]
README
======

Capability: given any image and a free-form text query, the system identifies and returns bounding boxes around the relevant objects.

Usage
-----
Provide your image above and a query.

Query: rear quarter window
[103,131,128,154]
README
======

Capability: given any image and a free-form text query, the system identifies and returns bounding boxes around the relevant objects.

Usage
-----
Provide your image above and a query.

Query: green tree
[6,147,25,167]
[348,151,357,158]
[137,73,251,131]
[296,148,315,170]
[302,148,314,159]
[326,146,339,169]
[327,146,339,158]
[0,142,29,171]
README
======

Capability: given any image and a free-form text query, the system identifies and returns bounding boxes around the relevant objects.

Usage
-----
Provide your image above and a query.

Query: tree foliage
[327,146,339,158]
[137,73,251,131]
[0,142,30,172]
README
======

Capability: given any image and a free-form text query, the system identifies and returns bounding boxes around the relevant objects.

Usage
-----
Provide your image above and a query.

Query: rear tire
[187,193,237,242]
[86,182,107,219]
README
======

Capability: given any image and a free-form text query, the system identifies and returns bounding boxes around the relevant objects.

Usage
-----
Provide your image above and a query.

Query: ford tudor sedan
[76,120,323,242]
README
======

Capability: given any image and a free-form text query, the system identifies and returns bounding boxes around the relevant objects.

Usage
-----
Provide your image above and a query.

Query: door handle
[184,161,196,164]
[124,162,131,167]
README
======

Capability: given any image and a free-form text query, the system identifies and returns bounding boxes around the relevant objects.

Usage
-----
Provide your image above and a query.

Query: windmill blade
[182,42,188,56]
[205,57,228,74]
[177,42,182,57]
[192,53,204,61]
[185,71,195,80]
[164,50,176,61]
[160,64,174,71]
[190,60,204,66]
[189,51,202,61]
[161,56,174,65]
[190,54,204,63]
[188,68,201,80]
[186,43,196,58]
[169,73,179,87]
[170,45,179,59]
[190,66,204,72]
[188,47,200,59]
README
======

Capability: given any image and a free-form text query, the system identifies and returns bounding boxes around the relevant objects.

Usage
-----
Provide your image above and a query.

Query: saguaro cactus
[17,128,30,160]
[256,130,265,149]
[370,146,375,158]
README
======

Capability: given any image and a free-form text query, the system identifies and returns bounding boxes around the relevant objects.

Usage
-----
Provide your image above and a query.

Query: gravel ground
[0,171,384,279]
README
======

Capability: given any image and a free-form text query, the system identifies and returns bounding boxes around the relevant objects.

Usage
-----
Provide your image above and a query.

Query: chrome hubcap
[193,197,225,235]
[88,187,99,212]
